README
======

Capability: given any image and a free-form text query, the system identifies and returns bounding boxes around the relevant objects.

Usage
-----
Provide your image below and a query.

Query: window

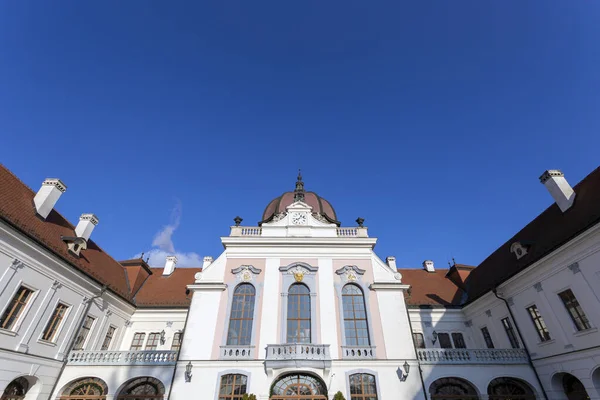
[349,373,378,400]
[342,284,370,346]
[41,303,68,341]
[226,284,256,346]
[451,332,466,348]
[0,286,34,330]
[481,327,495,348]
[145,332,160,350]
[73,315,95,350]
[413,332,425,349]
[171,332,182,351]
[501,317,520,348]
[287,283,311,343]
[558,289,591,331]
[117,377,164,400]
[218,374,247,400]
[101,326,116,350]
[130,333,146,350]
[438,332,452,348]
[526,305,551,342]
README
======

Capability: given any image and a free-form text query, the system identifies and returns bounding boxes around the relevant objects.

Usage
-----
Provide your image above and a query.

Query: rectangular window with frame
[145,332,160,350]
[171,332,182,351]
[481,326,495,348]
[438,332,452,348]
[101,325,117,350]
[130,332,146,350]
[0,286,34,331]
[451,332,466,348]
[558,289,591,331]
[41,303,68,341]
[73,315,95,350]
[501,317,520,348]
[527,304,551,342]
[412,332,425,349]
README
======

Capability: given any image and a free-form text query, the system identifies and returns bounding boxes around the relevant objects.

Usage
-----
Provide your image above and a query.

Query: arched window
[227,284,256,345]
[342,285,370,346]
[349,373,378,400]
[117,377,165,400]
[271,373,327,399]
[562,374,589,400]
[488,377,536,400]
[429,377,478,400]
[1,377,29,400]
[60,377,107,400]
[287,284,311,343]
[219,374,247,400]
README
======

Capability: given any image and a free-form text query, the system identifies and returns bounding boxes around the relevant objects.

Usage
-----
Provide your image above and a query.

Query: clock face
[291,212,307,225]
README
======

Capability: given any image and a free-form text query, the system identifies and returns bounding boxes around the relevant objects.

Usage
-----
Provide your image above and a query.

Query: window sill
[573,327,597,337]
[537,339,555,347]
[0,328,17,337]
[37,339,57,347]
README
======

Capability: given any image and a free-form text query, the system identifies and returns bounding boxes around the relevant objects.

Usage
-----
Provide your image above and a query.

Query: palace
[0,164,599,400]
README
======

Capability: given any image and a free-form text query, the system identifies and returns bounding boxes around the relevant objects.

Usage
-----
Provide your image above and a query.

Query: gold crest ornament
[347,272,357,282]
[294,270,305,282]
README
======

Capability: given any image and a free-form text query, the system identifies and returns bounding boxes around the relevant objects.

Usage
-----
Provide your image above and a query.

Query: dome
[260,172,340,226]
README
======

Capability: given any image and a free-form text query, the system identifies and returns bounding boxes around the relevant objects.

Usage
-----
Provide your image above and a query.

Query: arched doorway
[429,377,479,400]
[561,374,590,400]
[488,377,536,400]
[270,373,327,400]
[59,377,107,400]
[116,377,165,400]
[1,377,30,400]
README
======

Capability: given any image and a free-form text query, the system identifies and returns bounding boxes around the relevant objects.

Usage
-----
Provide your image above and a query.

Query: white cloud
[135,201,202,268]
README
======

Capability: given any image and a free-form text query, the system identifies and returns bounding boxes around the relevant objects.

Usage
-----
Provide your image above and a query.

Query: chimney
[163,256,178,276]
[539,170,576,212]
[386,256,397,270]
[33,178,67,219]
[202,256,213,269]
[75,214,99,241]
[423,260,435,272]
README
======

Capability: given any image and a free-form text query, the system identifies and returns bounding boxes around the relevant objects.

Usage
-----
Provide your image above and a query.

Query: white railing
[341,345,376,359]
[266,344,331,361]
[416,348,528,364]
[219,345,255,360]
[68,350,178,366]
[241,227,262,236]
[337,228,358,237]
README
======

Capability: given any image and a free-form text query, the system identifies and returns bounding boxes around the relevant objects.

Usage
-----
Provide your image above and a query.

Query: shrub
[333,391,346,400]
[242,394,257,400]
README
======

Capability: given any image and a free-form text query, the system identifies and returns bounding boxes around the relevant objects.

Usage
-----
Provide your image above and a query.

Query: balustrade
[416,348,528,364]
[341,345,376,359]
[219,345,254,360]
[67,350,177,366]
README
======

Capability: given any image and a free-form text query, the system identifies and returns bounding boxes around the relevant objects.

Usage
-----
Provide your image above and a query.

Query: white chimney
[202,256,213,269]
[75,214,99,241]
[163,256,178,276]
[423,260,435,272]
[33,178,67,219]
[386,256,397,270]
[539,170,576,212]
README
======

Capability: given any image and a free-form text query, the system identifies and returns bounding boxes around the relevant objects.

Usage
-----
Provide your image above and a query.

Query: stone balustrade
[230,226,368,237]
[68,350,178,366]
[341,345,376,359]
[265,344,332,370]
[219,345,255,360]
[416,348,528,364]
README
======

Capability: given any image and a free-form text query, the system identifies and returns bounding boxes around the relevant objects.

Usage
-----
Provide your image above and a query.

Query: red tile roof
[401,268,465,307]
[465,166,600,302]
[134,267,201,308]
[0,164,133,301]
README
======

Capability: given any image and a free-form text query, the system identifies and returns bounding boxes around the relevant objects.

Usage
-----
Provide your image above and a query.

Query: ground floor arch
[1,376,40,400]
[488,377,536,400]
[551,372,590,400]
[270,372,327,400]
[115,377,165,400]
[58,377,108,400]
[429,377,479,400]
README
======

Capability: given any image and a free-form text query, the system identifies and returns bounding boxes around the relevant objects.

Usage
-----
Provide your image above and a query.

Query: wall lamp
[160,330,166,345]
[185,362,193,382]
[431,330,438,345]
[398,361,411,382]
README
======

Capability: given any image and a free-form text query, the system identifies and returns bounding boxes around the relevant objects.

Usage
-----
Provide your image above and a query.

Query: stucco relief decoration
[335,265,366,283]
[231,265,262,283]
[289,265,310,282]
[272,212,287,222]
[194,272,203,282]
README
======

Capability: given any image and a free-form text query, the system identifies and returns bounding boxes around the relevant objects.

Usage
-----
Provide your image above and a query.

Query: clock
[291,212,307,225]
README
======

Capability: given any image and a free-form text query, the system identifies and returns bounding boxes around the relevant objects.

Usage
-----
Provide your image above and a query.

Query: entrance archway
[59,377,107,400]
[561,373,590,400]
[270,373,327,400]
[116,377,165,400]
[429,377,479,400]
[488,377,536,400]
[2,377,30,400]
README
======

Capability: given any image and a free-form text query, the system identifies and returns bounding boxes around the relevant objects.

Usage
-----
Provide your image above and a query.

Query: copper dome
[259,173,340,226]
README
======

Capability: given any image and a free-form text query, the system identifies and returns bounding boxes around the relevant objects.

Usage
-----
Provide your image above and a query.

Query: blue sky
[1,1,599,269]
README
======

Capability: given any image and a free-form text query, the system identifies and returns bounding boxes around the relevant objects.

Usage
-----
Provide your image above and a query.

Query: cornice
[187,283,227,291]
[369,282,410,291]
[221,236,378,248]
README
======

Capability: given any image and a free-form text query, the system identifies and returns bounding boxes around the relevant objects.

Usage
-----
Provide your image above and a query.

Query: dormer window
[61,236,88,257]
[510,242,528,260]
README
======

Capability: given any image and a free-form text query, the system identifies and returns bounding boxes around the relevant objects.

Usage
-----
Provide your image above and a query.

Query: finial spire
[294,169,305,202]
